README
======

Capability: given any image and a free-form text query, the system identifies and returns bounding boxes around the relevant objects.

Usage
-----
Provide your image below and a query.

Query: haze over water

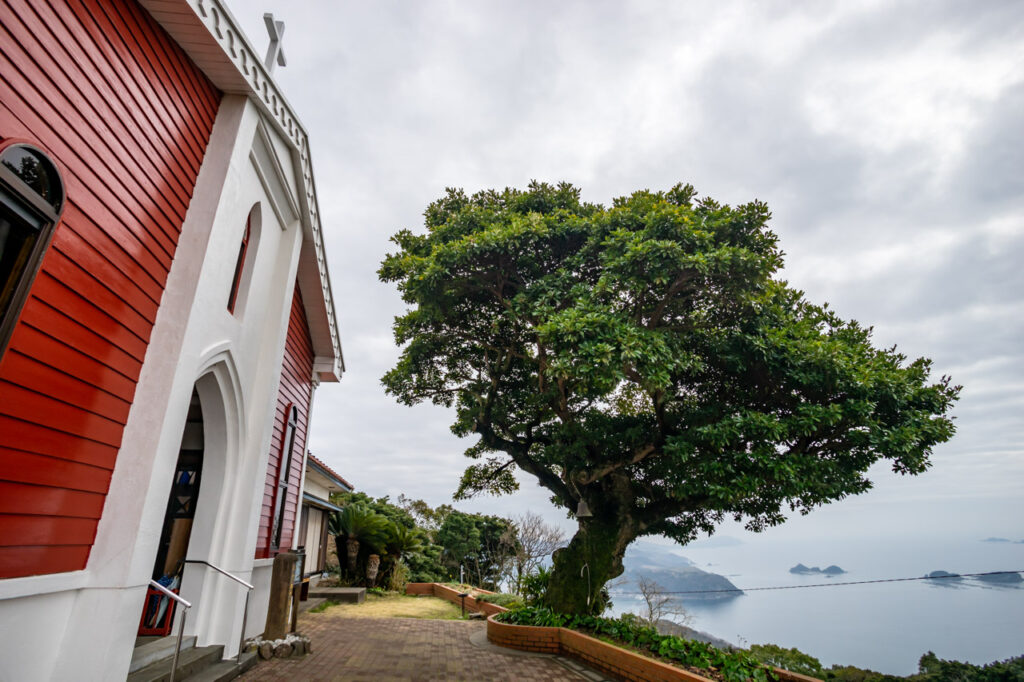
[612,534,1024,676]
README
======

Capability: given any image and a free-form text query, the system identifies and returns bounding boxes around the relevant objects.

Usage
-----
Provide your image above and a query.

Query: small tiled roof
[308,452,353,491]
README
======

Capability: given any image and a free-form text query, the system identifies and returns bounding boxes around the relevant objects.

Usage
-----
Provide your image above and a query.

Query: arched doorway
[138,388,205,635]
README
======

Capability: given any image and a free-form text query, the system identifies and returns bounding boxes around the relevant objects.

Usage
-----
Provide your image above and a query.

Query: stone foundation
[246,633,313,660]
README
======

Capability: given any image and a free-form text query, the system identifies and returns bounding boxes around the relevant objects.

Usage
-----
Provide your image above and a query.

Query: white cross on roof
[263,12,286,73]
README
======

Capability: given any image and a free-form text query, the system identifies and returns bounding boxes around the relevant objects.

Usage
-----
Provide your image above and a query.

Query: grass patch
[307,600,334,613]
[308,593,466,620]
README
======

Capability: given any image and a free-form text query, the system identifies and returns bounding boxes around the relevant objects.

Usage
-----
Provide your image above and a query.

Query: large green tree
[379,181,959,614]
[436,510,517,590]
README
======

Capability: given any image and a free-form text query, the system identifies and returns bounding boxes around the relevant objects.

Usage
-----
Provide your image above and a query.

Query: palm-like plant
[384,523,424,562]
[378,523,425,590]
[329,503,389,577]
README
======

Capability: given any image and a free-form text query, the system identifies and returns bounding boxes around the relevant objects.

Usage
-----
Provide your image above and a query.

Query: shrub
[476,593,525,609]
[498,607,776,682]
[387,559,411,592]
[749,644,823,677]
[521,567,550,605]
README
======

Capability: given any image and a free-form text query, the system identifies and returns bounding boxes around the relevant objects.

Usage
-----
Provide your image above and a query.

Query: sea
[607,535,1024,676]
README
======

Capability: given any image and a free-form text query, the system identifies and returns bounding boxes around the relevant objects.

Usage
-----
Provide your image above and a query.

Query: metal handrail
[183,560,254,664]
[148,579,190,682]
[184,559,255,589]
[148,578,192,608]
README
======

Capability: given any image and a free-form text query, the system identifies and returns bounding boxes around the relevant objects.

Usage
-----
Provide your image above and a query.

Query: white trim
[0,570,88,601]
[140,0,343,380]
[249,121,299,230]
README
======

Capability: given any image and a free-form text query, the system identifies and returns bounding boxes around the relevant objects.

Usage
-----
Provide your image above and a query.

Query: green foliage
[397,494,454,534]
[380,181,960,614]
[387,559,411,592]
[331,491,418,532]
[820,651,1024,682]
[384,524,425,560]
[329,491,447,585]
[498,607,776,682]
[367,587,388,596]
[404,542,446,583]
[914,651,1024,681]
[436,510,517,590]
[307,600,334,613]
[749,644,823,677]
[521,566,551,605]
[333,503,390,552]
[475,592,525,609]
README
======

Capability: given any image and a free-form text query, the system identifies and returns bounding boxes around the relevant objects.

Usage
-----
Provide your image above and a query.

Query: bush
[822,652,1024,682]
[749,644,823,677]
[498,607,776,682]
[915,651,1024,682]
[387,559,410,592]
[521,567,550,605]
[476,593,525,609]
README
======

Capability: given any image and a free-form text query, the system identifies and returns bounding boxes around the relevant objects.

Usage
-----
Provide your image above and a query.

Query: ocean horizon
[609,534,1024,676]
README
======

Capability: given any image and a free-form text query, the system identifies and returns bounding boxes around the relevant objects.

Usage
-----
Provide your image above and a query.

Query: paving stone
[238,614,599,681]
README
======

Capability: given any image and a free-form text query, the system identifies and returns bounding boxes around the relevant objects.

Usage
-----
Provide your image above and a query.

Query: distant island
[622,542,743,601]
[924,570,963,584]
[982,537,1012,543]
[790,563,846,576]
[976,571,1023,585]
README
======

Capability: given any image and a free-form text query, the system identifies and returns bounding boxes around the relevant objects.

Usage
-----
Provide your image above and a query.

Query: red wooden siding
[0,0,220,579]
[256,285,314,559]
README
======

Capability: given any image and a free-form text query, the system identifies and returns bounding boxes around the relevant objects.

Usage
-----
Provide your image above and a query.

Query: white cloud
[230,0,1024,542]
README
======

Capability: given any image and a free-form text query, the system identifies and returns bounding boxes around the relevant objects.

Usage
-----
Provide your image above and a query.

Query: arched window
[0,142,65,358]
[271,404,299,550]
[226,203,261,315]
[227,215,250,313]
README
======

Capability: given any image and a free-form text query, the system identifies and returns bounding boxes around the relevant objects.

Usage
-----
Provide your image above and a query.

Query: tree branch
[576,444,657,486]
[646,271,698,329]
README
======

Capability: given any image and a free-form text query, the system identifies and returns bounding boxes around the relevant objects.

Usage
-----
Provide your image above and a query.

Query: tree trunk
[346,537,360,576]
[545,512,638,615]
[366,554,381,587]
[333,535,345,574]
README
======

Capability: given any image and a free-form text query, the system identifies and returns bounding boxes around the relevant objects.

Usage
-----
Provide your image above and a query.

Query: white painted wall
[305,475,332,501]
[0,96,320,681]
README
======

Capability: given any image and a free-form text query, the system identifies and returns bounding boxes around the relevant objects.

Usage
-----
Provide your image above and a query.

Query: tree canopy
[380,181,959,613]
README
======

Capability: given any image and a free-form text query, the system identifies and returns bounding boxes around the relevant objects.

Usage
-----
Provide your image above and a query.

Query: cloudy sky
[231,1,1023,545]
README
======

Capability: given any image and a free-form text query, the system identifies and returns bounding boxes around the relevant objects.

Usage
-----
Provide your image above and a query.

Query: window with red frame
[227,216,251,313]
[270,404,299,550]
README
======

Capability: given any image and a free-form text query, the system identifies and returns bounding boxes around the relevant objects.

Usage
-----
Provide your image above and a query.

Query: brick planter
[405,582,508,616]
[486,615,822,682]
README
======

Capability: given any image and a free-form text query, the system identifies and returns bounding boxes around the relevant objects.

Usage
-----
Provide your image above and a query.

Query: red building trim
[0,0,220,579]
[256,284,314,558]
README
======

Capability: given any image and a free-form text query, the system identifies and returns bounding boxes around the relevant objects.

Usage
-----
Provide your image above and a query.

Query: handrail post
[169,603,188,682]
[238,590,250,664]
[182,560,255,663]
[148,581,191,682]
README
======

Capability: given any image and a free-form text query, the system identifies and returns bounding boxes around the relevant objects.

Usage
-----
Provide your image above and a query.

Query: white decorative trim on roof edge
[144,0,343,378]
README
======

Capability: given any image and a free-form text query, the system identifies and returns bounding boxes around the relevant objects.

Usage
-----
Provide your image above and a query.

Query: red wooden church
[0,1,344,678]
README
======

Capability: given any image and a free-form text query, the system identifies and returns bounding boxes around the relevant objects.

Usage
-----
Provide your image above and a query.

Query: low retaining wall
[405,582,507,616]
[486,615,822,682]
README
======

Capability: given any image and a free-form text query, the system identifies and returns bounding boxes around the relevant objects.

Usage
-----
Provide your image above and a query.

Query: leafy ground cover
[311,592,465,620]
[475,592,525,609]
[498,607,776,682]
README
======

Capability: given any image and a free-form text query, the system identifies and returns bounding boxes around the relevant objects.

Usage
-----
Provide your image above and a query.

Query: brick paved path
[239,616,595,682]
